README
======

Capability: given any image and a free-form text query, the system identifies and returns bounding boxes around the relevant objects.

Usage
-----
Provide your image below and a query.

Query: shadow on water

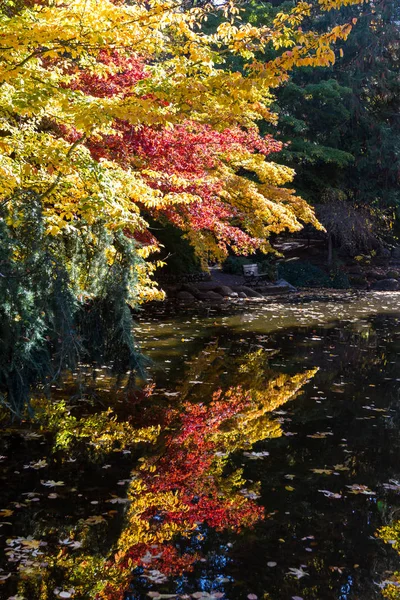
[1,293,400,600]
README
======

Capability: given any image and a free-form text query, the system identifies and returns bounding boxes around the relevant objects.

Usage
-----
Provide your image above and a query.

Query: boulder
[192,290,224,302]
[181,283,204,299]
[195,282,219,291]
[378,247,391,259]
[195,292,213,301]
[203,290,224,302]
[366,270,386,280]
[235,286,264,298]
[163,285,179,298]
[275,278,297,292]
[371,278,400,291]
[214,285,237,297]
[177,291,196,302]
[392,247,400,260]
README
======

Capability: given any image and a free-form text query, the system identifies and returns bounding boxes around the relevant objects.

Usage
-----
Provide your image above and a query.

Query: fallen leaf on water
[267,561,277,567]
[285,486,295,492]
[311,469,333,475]
[243,451,269,460]
[84,515,106,525]
[329,566,345,574]
[318,489,342,499]
[247,595,258,600]
[41,480,64,488]
[383,480,400,492]
[24,459,48,470]
[346,484,376,495]
[287,567,309,579]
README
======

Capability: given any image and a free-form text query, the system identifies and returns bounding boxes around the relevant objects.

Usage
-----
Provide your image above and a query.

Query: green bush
[222,256,253,274]
[278,260,350,288]
[329,266,351,289]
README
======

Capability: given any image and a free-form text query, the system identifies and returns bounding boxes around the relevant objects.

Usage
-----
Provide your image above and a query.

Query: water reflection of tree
[111,349,316,599]
[7,346,316,600]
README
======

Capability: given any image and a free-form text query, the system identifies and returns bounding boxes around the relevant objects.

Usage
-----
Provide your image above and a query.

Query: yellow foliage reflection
[11,347,317,599]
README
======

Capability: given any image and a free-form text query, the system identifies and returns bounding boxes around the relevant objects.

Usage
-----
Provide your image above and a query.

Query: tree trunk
[328,233,333,266]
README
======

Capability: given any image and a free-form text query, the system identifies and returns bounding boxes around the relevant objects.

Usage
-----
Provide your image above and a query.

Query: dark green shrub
[329,266,351,289]
[278,260,350,289]
[278,260,350,288]
[222,256,253,274]
[278,261,330,287]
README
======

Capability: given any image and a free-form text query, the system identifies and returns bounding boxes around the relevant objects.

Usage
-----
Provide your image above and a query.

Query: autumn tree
[0,0,361,413]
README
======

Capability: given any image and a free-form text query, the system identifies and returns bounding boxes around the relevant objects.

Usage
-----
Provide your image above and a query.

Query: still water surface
[1,292,400,600]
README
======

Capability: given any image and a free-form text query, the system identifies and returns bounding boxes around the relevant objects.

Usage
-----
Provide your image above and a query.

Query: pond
[1,292,400,600]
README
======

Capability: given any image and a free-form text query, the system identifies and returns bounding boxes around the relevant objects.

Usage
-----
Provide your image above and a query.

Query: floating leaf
[84,515,106,525]
[311,469,333,475]
[287,567,309,579]
[346,484,375,495]
[24,459,48,470]
[243,451,269,460]
[383,480,400,492]
[307,432,333,439]
[41,480,64,488]
[318,489,342,499]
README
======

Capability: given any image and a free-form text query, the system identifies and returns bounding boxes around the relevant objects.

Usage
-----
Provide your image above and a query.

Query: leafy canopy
[0,0,362,262]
